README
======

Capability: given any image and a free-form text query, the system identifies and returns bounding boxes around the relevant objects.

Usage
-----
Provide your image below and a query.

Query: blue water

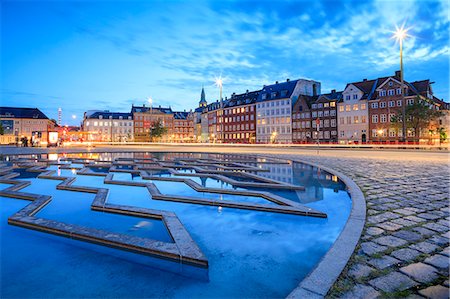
[1,152,352,298]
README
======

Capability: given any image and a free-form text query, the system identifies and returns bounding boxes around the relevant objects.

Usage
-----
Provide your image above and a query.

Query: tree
[149,120,168,142]
[391,97,442,142]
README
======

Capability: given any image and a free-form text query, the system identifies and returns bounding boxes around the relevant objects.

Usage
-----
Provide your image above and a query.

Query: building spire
[199,85,207,107]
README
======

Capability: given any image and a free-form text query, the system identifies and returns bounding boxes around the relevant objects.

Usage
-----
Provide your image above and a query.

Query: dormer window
[262,93,267,100]
[281,90,288,97]
[271,92,277,98]
[119,116,123,119]
[99,115,103,119]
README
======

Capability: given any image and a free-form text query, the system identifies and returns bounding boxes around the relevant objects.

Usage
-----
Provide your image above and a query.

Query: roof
[293,95,317,111]
[0,107,49,119]
[85,111,133,120]
[173,111,191,120]
[317,90,343,102]
[257,79,299,102]
[224,90,260,108]
[131,105,173,114]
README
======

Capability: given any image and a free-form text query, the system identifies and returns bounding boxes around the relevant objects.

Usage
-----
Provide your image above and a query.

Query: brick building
[292,95,314,143]
[173,111,194,142]
[132,105,174,142]
[223,90,259,143]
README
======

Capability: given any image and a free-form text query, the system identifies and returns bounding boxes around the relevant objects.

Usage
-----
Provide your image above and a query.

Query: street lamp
[72,115,76,120]
[392,23,411,142]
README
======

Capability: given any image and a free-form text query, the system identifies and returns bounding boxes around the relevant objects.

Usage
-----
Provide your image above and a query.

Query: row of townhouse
[82,106,194,142]
[195,71,448,144]
[79,70,448,144]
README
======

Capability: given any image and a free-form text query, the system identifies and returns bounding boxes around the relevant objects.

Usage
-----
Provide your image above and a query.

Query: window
[345,95,350,100]
[318,111,323,117]
[330,110,336,116]
[397,100,402,107]
[396,88,402,95]
[339,106,344,112]
[388,101,395,107]
[346,105,351,111]
[312,111,317,117]
[361,103,366,110]
[354,116,359,123]
[346,116,351,124]
[331,119,336,127]
[353,94,358,100]
[372,129,378,137]
[361,116,366,123]
[330,102,336,107]
[379,102,386,108]
[389,81,393,86]
[389,129,396,137]
[371,102,378,109]
[312,104,317,109]
[353,104,359,111]
[324,119,329,127]
[262,94,267,100]
[324,110,329,116]
[339,117,344,125]
[380,114,387,123]
[388,89,395,96]
[324,103,329,108]
[379,90,386,97]
[372,115,378,123]
[407,99,414,105]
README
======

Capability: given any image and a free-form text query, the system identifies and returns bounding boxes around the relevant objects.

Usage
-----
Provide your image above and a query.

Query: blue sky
[1,0,448,125]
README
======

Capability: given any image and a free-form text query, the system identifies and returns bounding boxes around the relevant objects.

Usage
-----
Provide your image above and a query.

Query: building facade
[338,79,374,143]
[173,111,194,142]
[256,79,321,143]
[82,111,133,142]
[223,90,258,144]
[310,90,341,143]
[0,107,55,145]
[368,73,443,142]
[132,105,174,142]
[292,95,314,143]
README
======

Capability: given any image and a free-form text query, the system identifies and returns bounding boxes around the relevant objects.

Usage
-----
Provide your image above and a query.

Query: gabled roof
[257,79,299,102]
[317,90,343,102]
[173,111,191,120]
[86,111,133,120]
[131,105,173,114]
[224,90,260,108]
[0,107,49,119]
[293,94,317,111]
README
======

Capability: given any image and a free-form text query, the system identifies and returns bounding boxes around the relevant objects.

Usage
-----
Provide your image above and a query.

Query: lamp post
[393,24,410,143]
[215,76,223,143]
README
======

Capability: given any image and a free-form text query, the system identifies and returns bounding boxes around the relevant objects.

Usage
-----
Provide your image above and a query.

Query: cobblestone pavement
[278,154,449,299]
[2,145,449,298]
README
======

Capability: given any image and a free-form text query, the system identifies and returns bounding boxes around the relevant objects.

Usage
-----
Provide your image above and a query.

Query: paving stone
[373,235,408,247]
[400,262,439,283]
[417,213,442,220]
[348,263,375,279]
[394,208,417,216]
[428,235,450,246]
[341,284,380,299]
[393,230,423,242]
[424,254,449,270]
[360,242,388,256]
[424,223,448,233]
[441,247,450,257]
[377,221,403,231]
[418,285,449,299]
[366,227,385,236]
[413,226,436,237]
[367,255,400,270]
[391,248,422,262]
[411,242,439,254]
[369,271,418,293]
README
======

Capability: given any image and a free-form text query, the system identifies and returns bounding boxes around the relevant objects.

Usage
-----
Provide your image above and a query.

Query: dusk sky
[1,0,448,125]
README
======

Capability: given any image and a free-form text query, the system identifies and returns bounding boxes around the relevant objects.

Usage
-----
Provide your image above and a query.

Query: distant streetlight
[72,115,76,120]
[392,23,411,142]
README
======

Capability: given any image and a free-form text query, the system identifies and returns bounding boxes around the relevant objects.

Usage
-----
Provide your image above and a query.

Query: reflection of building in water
[293,163,324,203]
[258,163,293,184]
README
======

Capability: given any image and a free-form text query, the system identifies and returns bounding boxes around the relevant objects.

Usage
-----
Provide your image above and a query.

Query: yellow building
[0,107,55,145]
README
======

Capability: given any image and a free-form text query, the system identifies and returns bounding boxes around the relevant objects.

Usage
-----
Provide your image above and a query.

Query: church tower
[199,86,207,108]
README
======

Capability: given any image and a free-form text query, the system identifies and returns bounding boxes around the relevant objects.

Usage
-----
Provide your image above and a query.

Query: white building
[256,79,321,143]
[337,79,375,143]
[82,111,133,142]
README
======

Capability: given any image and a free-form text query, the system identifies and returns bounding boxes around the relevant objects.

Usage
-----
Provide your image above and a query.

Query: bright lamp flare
[214,76,223,88]
[392,23,411,42]
[72,115,76,119]
[148,97,153,105]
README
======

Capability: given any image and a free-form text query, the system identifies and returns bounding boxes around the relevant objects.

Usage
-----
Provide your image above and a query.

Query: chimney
[395,70,401,78]
[275,81,278,84]
[159,105,161,108]
[143,104,145,107]
[363,79,367,82]
[331,89,336,93]
[246,89,249,93]
[286,78,290,82]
